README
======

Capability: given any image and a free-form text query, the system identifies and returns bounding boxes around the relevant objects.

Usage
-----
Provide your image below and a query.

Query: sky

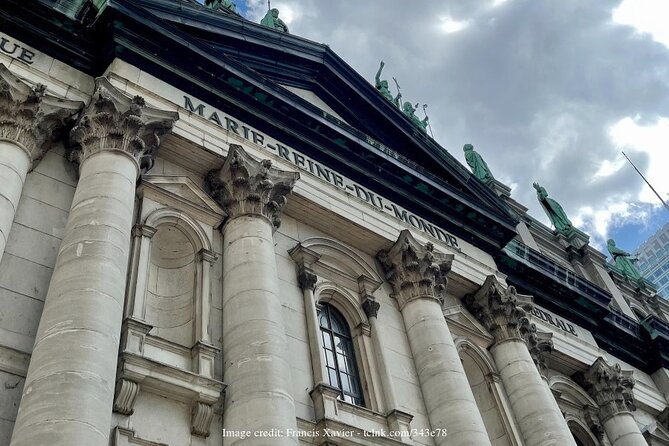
[204,0,669,255]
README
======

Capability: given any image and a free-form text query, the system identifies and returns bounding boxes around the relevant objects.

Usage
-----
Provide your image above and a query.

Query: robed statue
[533,183,573,235]
[402,101,429,132]
[375,61,401,107]
[261,8,289,33]
[205,0,237,13]
[463,144,494,184]
[607,239,644,284]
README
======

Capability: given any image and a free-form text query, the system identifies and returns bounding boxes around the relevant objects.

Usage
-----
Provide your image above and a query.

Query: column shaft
[603,413,646,446]
[491,338,576,446]
[222,215,297,445]
[368,315,397,411]
[402,297,491,446]
[11,150,138,446]
[0,141,30,264]
[303,286,327,384]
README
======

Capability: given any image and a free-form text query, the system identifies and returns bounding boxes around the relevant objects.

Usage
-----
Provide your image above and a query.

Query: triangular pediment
[141,175,225,227]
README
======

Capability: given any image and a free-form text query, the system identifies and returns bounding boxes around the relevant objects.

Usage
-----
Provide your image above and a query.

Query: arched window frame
[318,302,365,406]
[455,338,524,446]
[549,375,604,446]
[314,282,381,410]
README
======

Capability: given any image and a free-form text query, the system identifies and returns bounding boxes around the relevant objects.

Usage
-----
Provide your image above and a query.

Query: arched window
[318,303,364,406]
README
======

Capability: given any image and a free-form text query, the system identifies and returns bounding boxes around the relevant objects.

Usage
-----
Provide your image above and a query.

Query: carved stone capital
[0,64,83,168]
[206,144,299,230]
[521,323,554,375]
[191,402,215,437]
[464,275,533,343]
[584,405,606,440]
[574,357,636,422]
[377,230,454,310]
[362,298,380,319]
[70,77,178,173]
[113,379,140,416]
[297,266,318,291]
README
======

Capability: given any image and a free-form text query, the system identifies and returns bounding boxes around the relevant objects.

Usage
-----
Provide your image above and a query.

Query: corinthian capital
[575,357,636,422]
[205,144,299,230]
[464,275,533,343]
[377,230,453,310]
[70,77,178,172]
[0,64,83,167]
[521,323,553,375]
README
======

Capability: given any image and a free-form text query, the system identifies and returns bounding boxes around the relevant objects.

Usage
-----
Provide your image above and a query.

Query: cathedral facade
[1,1,669,446]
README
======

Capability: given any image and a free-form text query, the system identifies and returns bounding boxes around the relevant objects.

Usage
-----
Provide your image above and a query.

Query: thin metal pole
[423,104,434,138]
[622,151,669,213]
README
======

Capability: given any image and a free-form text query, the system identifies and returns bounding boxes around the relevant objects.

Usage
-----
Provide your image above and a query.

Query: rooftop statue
[375,61,401,107]
[402,101,429,133]
[463,144,494,184]
[205,0,237,13]
[607,239,644,285]
[261,8,289,33]
[533,182,573,236]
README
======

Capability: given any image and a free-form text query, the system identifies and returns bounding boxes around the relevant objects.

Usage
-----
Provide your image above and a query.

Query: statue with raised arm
[261,8,289,33]
[375,61,402,107]
[463,144,494,184]
[402,101,429,132]
[205,0,237,13]
[607,239,644,284]
[533,182,573,235]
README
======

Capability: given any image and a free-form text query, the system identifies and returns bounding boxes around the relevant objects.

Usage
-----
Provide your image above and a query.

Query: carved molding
[574,357,636,422]
[362,299,380,319]
[521,324,554,375]
[113,379,140,416]
[70,77,178,172]
[191,401,215,437]
[464,275,534,343]
[205,144,299,230]
[0,64,83,167]
[376,230,454,310]
[297,267,318,291]
[584,405,606,440]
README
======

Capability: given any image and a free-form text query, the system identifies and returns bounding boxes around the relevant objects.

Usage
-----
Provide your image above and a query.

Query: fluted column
[576,358,646,446]
[377,230,491,446]
[465,275,576,446]
[10,78,177,446]
[0,64,82,264]
[206,144,300,445]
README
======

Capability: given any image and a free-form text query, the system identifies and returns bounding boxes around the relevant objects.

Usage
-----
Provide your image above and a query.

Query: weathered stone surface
[576,357,636,421]
[70,77,178,173]
[206,144,299,230]
[377,229,453,310]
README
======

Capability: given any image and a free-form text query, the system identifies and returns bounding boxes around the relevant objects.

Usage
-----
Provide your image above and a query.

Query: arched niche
[145,224,196,346]
[457,339,515,446]
[549,376,603,446]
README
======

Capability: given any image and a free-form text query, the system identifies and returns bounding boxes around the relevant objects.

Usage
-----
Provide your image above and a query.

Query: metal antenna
[267,0,271,10]
[622,151,669,213]
[423,104,434,138]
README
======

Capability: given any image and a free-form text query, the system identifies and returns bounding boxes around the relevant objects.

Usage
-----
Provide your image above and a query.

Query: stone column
[576,357,646,446]
[377,230,491,446]
[10,78,177,446]
[206,144,300,445]
[465,275,577,446]
[0,64,82,264]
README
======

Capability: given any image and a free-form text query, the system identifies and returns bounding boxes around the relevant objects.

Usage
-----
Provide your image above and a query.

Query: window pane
[328,368,339,387]
[340,372,351,392]
[337,353,348,373]
[321,331,333,350]
[325,350,335,368]
[319,311,329,328]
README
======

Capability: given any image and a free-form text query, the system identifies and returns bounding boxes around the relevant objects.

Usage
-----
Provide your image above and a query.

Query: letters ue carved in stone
[533,182,574,236]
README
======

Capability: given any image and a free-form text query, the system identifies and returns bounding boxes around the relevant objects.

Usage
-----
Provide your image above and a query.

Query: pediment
[141,175,225,227]
[444,304,494,349]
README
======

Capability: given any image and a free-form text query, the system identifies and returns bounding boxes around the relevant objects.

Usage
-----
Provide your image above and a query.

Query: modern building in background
[637,222,669,299]
[2,1,669,446]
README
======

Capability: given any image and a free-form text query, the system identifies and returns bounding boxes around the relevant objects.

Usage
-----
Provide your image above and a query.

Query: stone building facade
[2,1,669,446]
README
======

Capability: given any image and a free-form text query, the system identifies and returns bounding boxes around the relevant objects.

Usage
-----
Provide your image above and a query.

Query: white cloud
[439,16,469,34]
[592,156,626,180]
[609,116,669,204]
[613,0,669,49]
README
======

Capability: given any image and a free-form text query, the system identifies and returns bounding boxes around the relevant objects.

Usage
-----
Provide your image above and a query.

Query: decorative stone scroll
[521,323,554,375]
[191,402,215,437]
[362,298,380,319]
[113,379,140,416]
[206,144,299,230]
[464,275,533,343]
[0,63,83,167]
[70,77,178,173]
[377,229,453,310]
[575,357,636,422]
